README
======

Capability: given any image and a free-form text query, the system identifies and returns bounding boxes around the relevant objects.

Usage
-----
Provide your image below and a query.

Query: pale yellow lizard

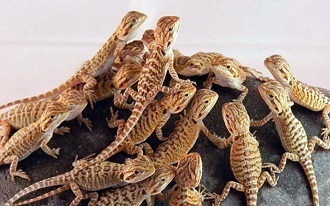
[0,89,90,148]
[140,89,219,165]
[0,101,70,181]
[100,82,196,160]
[208,101,278,206]
[5,154,155,206]
[87,163,176,206]
[157,152,207,206]
[264,54,330,140]
[0,11,147,110]
[87,16,190,166]
[251,80,330,206]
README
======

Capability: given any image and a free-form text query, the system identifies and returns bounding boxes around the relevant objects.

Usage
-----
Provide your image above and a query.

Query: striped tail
[15,185,70,206]
[0,75,83,110]
[300,158,319,206]
[91,101,146,164]
[245,187,258,206]
[5,173,71,205]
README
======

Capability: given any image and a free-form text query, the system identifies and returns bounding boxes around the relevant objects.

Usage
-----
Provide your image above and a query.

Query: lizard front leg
[250,112,273,127]
[156,185,176,201]
[155,113,171,141]
[70,182,85,206]
[202,73,215,89]
[257,170,278,189]
[77,114,93,132]
[80,74,97,109]
[235,85,248,102]
[138,142,154,157]
[146,83,182,101]
[113,88,138,110]
[40,133,60,158]
[8,155,30,182]
[321,104,330,141]
[240,66,272,82]
[106,107,125,134]
[54,127,70,135]
[274,152,300,173]
[200,122,231,149]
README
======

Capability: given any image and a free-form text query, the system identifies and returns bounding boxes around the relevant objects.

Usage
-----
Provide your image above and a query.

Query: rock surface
[0,76,329,206]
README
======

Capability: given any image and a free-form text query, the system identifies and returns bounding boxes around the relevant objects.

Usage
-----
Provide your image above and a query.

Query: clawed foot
[11,169,30,182]
[78,117,93,132]
[321,127,330,141]
[50,148,61,158]
[85,90,96,109]
[54,126,70,135]
[106,107,119,128]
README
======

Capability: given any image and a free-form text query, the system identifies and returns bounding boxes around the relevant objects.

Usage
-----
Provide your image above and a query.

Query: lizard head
[142,29,155,46]
[211,58,243,81]
[264,54,294,86]
[161,82,197,113]
[174,56,207,76]
[117,11,147,41]
[122,155,155,184]
[142,163,176,195]
[154,16,180,52]
[222,101,250,135]
[175,152,202,188]
[258,81,294,115]
[112,61,142,90]
[188,89,218,122]
[113,40,146,66]
[39,101,70,131]
[56,89,88,121]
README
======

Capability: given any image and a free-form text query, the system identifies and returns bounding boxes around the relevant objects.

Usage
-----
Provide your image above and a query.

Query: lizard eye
[226,65,231,69]
[134,170,140,175]
[161,178,166,182]
[269,95,274,98]
[190,63,194,67]
[50,115,55,119]
[169,27,173,31]
[131,18,137,25]
[184,93,189,97]
[205,100,209,104]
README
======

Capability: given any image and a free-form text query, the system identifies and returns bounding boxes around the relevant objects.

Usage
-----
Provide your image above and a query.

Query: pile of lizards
[1,11,329,206]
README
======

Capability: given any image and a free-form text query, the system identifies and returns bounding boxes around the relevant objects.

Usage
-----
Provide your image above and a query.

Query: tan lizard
[141,89,219,165]
[203,55,270,101]
[0,101,70,181]
[87,163,176,206]
[157,152,207,206]
[207,101,278,206]
[87,16,190,165]
[0,11,147,110]
[112,40,148,69]
[264,54,330,140]
[0,89,90,147]
[99,82,196,160]
[73,60,142,103]
[5,154,155,206]
[250,80,330,206]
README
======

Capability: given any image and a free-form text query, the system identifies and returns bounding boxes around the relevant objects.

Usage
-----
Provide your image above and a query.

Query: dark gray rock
[1,76,329,206]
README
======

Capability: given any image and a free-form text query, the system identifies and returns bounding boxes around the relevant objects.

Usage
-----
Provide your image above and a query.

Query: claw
[12,169,30,182]
[321,127,330,141]
[51,148,60,158]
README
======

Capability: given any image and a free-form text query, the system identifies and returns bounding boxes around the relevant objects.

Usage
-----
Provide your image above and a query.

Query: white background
[1,0,329,105]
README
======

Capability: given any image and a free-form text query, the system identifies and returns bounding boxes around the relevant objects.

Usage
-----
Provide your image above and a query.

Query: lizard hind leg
[9,155,30,182]
[0,120,11,148]
[212,181,245,206]
[69,182,85,206]
[321,104,330,141]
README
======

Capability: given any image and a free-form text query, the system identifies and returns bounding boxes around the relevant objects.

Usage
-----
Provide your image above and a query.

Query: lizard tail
[5,173,71,205]
[0,75,83,110]
[245,187,258,206]
[14,184,70,206]
[300,158,319,206]
[92,101,146,163]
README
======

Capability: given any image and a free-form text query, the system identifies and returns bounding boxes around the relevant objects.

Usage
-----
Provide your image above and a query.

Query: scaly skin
[0,101,70,182]
[264,54,330,140]
[0,89,90,147]
[251,81,330,206]
[209,102,278,206]
[0,11,147,110]
[88,163,175,206]
[112,40,148,69]
[102,82,196,159]
[73,61,142,103]
[143,89,218,165]
[157,153,207,206]
[88,16,191,165]
[6,154,155,206]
